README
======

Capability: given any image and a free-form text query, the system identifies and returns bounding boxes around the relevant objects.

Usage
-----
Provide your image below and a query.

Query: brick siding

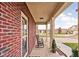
[0,2,36,57]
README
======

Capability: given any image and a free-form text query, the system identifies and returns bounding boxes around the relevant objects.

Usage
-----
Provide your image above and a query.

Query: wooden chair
[36,35,44,48]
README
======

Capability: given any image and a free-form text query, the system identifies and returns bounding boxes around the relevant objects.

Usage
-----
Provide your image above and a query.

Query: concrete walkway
[56,41,73,57]
[55,37,77,56]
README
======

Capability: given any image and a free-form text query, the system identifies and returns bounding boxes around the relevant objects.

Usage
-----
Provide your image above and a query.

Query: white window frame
[21,11,28,57]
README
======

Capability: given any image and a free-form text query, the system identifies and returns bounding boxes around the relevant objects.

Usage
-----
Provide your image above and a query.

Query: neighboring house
[55,29,67,34]
[61,29,68,34]
[67,25,78,34]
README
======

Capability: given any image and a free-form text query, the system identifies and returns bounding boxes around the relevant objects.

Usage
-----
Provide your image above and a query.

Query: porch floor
[28,40,65,57]
[29,47,61,57]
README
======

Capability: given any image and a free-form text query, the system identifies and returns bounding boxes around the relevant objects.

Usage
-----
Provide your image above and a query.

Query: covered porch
[0,2,78,57]
[26,2,75,57]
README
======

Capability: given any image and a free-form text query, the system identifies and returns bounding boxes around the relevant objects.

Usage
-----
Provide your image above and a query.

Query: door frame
[21,11,28,57]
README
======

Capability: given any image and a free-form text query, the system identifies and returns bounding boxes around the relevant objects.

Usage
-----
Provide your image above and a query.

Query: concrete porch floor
[28,39,66,57]
[29,46,61,57]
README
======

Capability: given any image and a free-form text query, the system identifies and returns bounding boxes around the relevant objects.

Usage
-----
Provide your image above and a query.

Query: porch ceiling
[26,2,72,24]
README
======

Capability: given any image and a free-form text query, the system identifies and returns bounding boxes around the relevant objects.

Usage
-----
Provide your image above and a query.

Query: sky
[55,2,78,29]
[38,2,78,30]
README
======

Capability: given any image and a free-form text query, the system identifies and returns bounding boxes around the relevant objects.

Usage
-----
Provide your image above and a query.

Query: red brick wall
[28,17,36,55]
[21,3,36,55]
[0,2,36,57]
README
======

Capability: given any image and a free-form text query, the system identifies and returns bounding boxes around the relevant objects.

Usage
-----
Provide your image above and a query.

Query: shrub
[72,47,78,57]
[51,39,57,53]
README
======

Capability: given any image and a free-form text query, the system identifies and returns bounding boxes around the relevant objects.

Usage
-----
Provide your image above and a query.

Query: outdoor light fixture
[40,17,44,19]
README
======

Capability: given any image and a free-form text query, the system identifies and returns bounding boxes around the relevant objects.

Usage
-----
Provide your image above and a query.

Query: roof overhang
[26,2,72,24]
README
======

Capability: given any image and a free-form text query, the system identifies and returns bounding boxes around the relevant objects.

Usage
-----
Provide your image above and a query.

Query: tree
[58,27,62,34]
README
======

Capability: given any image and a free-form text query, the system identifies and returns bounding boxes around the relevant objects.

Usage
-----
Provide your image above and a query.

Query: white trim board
[21,11,29,57]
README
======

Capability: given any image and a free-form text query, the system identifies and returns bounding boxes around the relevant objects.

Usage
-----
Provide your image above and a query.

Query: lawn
[54,33,78,39]
[64,43,78,49]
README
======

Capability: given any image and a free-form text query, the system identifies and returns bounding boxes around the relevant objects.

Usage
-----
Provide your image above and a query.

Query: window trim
[21,11,28,57]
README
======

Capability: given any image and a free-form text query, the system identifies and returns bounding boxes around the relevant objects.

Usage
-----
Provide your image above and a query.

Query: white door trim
[21,11,28,57]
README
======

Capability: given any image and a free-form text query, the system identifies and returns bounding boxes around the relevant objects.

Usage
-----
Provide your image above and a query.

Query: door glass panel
[22,37,27,56]
[22,17,28,56]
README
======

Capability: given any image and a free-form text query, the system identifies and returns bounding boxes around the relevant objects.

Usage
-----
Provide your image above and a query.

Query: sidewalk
[56,41,73,57]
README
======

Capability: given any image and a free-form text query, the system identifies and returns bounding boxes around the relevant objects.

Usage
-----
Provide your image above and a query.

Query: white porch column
[78,5,79,57]
[50,18,55,49]
[36,25,38,34]
[45,24,48,47]
[46,24,48,42]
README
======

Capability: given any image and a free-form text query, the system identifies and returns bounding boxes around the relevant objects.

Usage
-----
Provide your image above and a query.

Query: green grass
[64,43,78,49]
